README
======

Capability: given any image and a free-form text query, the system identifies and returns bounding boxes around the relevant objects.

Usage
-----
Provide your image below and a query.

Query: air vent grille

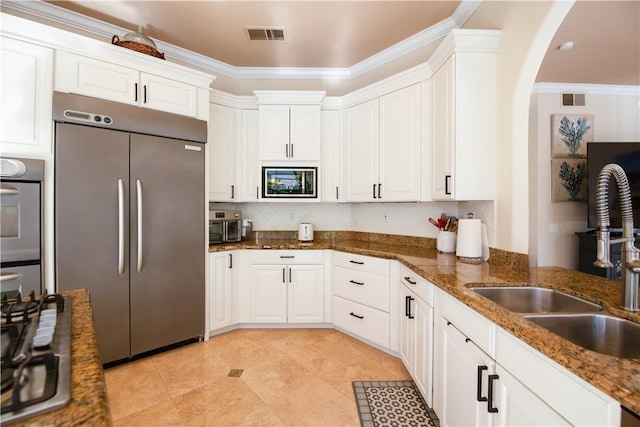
[246,27,285,41]
[562,93,586,106]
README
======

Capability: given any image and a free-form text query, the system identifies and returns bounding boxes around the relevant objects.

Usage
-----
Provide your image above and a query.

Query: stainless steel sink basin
[470,286,603,314]
[524,314,640,359]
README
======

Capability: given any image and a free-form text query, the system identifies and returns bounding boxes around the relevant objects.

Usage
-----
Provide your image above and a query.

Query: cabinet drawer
[250,250,323,265]
[332,251,389,276]
[439,289,495,357]
[399,265,433,306]
[332,296,389,348]
[333,266,389,312]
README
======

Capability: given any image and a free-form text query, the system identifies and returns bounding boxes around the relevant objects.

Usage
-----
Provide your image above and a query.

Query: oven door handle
[117,178,125,276]
[0,186,19,195]
[136,179,143,273]
[0,272,21,282]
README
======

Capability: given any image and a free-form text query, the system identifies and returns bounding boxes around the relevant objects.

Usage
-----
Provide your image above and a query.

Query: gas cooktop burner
[0,291,71,424]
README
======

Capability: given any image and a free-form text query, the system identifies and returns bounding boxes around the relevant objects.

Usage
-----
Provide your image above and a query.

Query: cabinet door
[321,110,342,201]
[288,264,324,323]
[259,105,290,160]
[209,104,236,201]
[399,285,415,369]
[1,37,53,155]
[209,251,234,332]
[414,297,434,406]
[239,110,261,201]
[344,99,379,202]
[435,316,493,427]
[431,56,455,200]
[379,84,421,202]
[251,265,287,322]
[65,54,139,106]
[289,105,321,160]
[140,73,198,117]
[494,365,570,426]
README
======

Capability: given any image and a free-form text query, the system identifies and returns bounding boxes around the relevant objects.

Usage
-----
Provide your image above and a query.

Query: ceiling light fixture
[559,41,574,51]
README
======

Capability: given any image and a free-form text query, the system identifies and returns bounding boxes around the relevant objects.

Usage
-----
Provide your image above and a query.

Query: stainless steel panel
[129,133,205,356]
[0,264,41,296]
[0,182,41,262]
[53,92,207,143]
[55,123,131,364]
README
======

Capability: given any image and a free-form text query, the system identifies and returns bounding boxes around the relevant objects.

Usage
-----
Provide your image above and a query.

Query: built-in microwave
[209,210,242,244]
[262,167,317,198]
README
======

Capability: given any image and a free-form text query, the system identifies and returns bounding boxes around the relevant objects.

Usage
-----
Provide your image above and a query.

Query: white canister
[456,219,483,260]
[436,231,456,253]
[298,223,314,242]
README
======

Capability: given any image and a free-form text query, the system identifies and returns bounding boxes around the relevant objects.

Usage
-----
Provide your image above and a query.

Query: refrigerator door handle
[117,178,125,275]
[136,179,143,273]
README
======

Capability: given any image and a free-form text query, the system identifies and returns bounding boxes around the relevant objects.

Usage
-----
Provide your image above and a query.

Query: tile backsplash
[210,200,495,246]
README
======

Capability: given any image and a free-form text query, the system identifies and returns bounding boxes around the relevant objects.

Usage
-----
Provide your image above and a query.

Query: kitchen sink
[469,286,603,314]
[524,314,640,359]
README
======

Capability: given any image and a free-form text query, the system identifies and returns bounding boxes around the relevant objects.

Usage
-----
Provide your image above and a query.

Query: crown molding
[533,82,640,96]
[253,91,326,105]
[1,0,479,81]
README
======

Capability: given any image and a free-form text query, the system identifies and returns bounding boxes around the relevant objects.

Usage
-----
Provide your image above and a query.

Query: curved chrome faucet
[594,163,640,311]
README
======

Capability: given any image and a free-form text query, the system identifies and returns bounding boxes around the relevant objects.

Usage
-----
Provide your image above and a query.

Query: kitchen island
[210,230,640,417]
[10,288,112,427]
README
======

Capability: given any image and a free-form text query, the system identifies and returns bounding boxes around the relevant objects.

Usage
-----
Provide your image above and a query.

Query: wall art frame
[551,157,588,202]
[551,114,594,158]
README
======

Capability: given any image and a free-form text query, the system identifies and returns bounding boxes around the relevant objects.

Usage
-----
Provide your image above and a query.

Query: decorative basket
[112,35,165,60]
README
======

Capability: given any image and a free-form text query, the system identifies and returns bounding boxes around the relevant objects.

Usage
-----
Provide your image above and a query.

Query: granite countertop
[210,231,640,415]
[11,288,112,427]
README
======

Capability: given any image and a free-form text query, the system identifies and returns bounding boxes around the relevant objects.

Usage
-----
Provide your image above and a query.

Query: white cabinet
[399,267,434,405]
[433,287,617,427]
[239,110,261,201]
[250,250,324,323]
[435,315,496,427]
[56,52,199,118]
[332,252,391,348]
[208,103,237,201]
[0,37,53,155]
[209,251,234,332]
[344,84,421,202]
[258,105,321,161]
[431,52,497,201]
[321,109,342,201]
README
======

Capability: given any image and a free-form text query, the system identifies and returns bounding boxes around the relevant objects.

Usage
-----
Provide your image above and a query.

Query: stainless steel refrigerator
[53,92,206,364]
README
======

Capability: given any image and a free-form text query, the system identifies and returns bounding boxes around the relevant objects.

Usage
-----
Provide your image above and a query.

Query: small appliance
[209,210,242,244]
[298,223,314,242]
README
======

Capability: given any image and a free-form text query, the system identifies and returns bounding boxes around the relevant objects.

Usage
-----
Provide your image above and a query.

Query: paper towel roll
[456,219,482,259]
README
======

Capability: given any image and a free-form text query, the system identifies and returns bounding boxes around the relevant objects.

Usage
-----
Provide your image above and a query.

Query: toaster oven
[209,210,242,244]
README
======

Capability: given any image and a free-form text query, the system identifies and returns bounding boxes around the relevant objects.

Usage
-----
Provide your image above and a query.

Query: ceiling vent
[562,93,586,106]
[246,27,286,41]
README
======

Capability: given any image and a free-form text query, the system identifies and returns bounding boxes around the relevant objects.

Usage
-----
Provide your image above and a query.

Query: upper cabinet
[254,91,325,162]
[0,36,54,156]
[208,102,238,202]
[430,30,500,201]
[344,83,422,202]
[56,52,200,118]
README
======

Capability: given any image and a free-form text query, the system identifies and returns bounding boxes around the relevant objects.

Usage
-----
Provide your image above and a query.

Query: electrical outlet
[383,213,389,223]
[289,211,296,220]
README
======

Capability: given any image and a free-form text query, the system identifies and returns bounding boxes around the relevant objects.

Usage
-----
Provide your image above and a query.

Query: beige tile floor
[104,328,410,427]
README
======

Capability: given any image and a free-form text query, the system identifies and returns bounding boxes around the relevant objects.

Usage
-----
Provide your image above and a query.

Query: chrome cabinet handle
[0,186,19,195]
[136,179,143,273]
[0,272,21,282]
[117,178,125,275]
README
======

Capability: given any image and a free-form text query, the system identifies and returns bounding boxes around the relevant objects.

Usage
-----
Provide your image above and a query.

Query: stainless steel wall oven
[0,157,44,297]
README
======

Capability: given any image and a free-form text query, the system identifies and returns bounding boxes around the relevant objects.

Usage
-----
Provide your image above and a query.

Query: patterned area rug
[352,381,440,427]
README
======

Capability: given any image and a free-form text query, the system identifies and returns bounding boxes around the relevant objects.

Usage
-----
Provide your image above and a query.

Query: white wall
[529,86,640,268]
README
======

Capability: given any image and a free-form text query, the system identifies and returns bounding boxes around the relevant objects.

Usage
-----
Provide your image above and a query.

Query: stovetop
[0,292,72,425]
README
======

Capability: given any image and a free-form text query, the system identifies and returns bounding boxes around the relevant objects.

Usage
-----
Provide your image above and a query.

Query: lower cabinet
[399,268,434,406]
[209,251,234,332]
[250,250,324,323]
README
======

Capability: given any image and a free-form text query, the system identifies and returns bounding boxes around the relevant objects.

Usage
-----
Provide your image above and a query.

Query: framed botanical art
[551,158,588,202]
[551,114,594,158]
